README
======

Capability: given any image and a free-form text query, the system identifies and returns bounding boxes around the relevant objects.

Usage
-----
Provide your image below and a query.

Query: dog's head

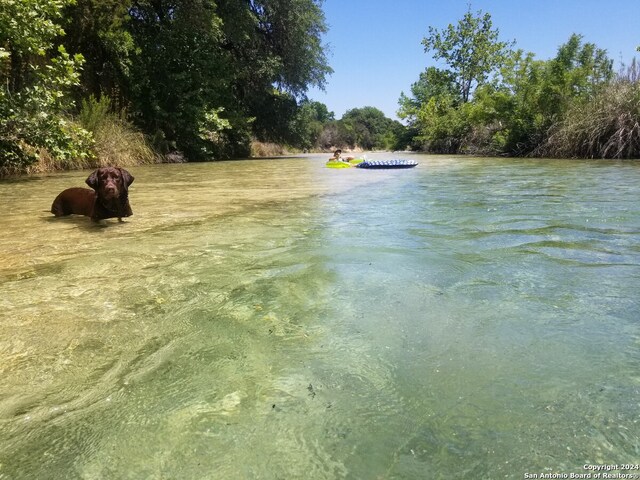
[86,167,134,200]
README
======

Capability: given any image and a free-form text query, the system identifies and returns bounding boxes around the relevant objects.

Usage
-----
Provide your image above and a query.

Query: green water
[1,155,639,479]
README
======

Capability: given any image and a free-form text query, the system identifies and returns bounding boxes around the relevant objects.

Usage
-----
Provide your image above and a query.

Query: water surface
[1,155,639,479]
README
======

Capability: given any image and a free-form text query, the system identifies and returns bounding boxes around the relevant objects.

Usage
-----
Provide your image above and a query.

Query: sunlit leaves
[422,7,513,103]
[0,0,91,171]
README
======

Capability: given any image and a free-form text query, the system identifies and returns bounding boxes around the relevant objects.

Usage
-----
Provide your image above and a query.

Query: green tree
[404,7,512,154]
[464,49,549,155]
[406,10,616,157]
[125,0,234,158]
[398,66,459,124]
[538,33,613,120]
[341,107,404,150]
[477,36,613,156]
[0,0,91,172]
[222,0,332,150]
[1,0,68,90]
[422,7,513,103]
[59,0,332,160]
[124,0,332,159]
[290,100,334,151]
[541,56,635,159]
[62,0,135,104]
[414,95,472,153]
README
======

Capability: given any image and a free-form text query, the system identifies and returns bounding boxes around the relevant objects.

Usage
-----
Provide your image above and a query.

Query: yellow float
[325,158,364,168]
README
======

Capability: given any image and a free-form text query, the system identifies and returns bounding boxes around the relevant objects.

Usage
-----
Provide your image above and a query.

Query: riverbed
[1,154,639,479]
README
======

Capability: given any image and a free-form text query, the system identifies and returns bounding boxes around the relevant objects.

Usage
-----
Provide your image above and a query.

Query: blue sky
[307,0,640,121]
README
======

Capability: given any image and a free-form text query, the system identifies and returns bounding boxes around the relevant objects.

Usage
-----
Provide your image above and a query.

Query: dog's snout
[102,174,121,197]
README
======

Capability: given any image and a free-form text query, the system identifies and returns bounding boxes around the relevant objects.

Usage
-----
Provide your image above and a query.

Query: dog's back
[51,188,96,217]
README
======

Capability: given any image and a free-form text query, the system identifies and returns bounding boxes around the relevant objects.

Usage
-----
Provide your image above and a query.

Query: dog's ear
[119,168,134,188]
[86,170,99,190]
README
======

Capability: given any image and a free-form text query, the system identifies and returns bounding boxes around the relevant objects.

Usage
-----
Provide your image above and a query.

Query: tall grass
[79,95,157,167]
[250,140,295,157]
[23,96,158,174]
[542,61,640,159]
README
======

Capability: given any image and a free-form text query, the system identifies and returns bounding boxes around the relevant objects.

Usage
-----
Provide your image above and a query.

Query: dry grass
[23,118,157,174]
[91,117,157,167]
[1,96,160,177]
[250,140,295,158]
[542,68,640,159]
[25,149,92,175]
[80,95,157,167]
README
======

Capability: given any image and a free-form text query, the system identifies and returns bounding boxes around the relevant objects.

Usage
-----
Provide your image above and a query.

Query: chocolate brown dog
[51,167,134,222]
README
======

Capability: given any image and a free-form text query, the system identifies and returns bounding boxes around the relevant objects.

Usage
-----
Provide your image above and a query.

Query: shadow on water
[1,155,640,479]
[42,215,124,230]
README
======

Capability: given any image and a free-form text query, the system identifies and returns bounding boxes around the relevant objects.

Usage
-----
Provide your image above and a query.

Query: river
[1,154,639,479]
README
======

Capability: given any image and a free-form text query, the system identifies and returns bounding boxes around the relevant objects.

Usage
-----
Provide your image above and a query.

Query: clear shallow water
[1,155,639,479]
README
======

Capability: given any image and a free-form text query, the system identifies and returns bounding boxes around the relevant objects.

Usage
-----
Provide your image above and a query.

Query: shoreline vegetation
[1,2,639,179]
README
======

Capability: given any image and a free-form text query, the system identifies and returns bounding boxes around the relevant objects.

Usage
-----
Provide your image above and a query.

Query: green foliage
[78,94,113,133]
[61,0,135,102]
[422,7,513,103]
[320,116,348,150]
[0,0,93,174]
[0,0,68,57]
[198,107,234,158]
[402,8,513,153]
[398,67,459,123]
[119,0,331,159]
[483,35,614,156]
[79,95,155,166]
[341,107,401,150]
[404,6,619,158]
[542,61,640,159]
[218,0,333,153]
[1,0,397,169]
[539,34,613,120]
[250,90,300,146]
[414,96,472,153]
[289,100,334,151]
[124,0,230,159]
[310,107,407,151]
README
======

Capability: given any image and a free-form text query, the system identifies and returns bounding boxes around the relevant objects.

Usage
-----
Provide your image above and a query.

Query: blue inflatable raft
[356,159,418,169]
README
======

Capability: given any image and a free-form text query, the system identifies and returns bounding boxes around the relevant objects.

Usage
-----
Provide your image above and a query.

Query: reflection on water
[1,155,640,479]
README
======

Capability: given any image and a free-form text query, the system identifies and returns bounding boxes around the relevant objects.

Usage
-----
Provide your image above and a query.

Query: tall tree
[398,66,459,124]
[62,0,135,105]
[59,0,332,159]
[539,33,613,119]
[123,0,331,158]
[215,0,332,140]
[422,7,513,102]
[0,0,90,170]
[289,99,334,151]
[341,107,403,150]
[126,0,233,158]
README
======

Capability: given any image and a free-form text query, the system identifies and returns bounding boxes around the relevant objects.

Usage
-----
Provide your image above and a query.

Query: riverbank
[4,139,635,181]
[0,141,372,179]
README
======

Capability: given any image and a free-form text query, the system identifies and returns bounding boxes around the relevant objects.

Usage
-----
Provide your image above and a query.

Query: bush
[542,68,640,159]
[250,140,293,157]
[415,96,472,153]
[0,108,94,175]
[0,45,94,176]
[79,95,156,167]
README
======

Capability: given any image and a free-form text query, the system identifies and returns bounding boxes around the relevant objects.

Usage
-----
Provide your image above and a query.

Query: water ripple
[1,156,640,478]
